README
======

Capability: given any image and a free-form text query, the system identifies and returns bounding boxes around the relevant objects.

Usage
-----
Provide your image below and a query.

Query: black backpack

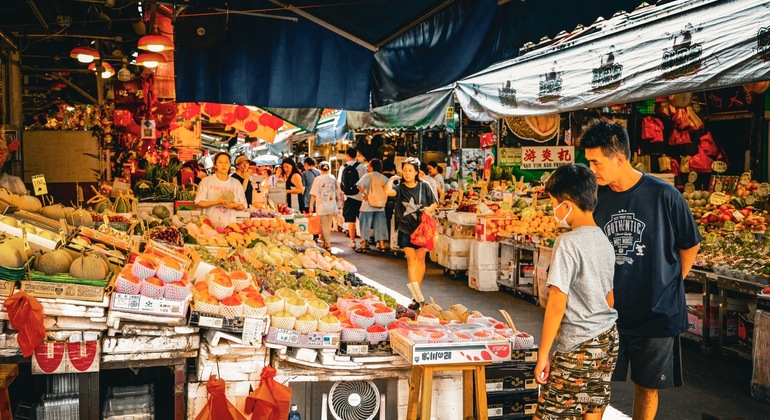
[341,162,361,195]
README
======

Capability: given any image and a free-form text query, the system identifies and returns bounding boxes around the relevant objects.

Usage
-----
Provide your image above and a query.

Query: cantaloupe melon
[66,210,94,227]
[18,195,42,212]
[0,216,18,228]
[40,204,67,221]
[0,238,31,268]
[69,254,108,280]
[36,249,72,275]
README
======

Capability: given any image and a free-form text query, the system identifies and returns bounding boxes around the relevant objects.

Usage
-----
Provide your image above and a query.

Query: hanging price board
[684,183,695,194]
[31,174,48,196]
[708,191,729,205]
[744,194,758,206]
[757,183,770,197]
[688,172,698,183]
[739,171,752,186]
[711,160,727,173]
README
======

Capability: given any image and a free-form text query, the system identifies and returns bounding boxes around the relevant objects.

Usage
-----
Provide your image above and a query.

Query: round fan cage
[328,380,380,420]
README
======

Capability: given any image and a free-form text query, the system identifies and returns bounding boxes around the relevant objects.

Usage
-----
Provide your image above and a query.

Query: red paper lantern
[222,112,236,126]
[203,103,222,117]
[244,120,258,132]
[269,115,284,130]
[258,113,271,126]
[234,105,250,121]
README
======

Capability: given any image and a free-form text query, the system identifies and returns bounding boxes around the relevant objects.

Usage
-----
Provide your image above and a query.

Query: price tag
[102,214,110,226]
[705,232,719,245]
[744,194,757,206]
[59,219,68,239]
[739,171,752,186]
[684,183,695,194]
[241,317,266,346]
[711,160,727,173]
[31,174,48,196]
[732,211,745,221]
[450,190,461,207]
[722,221,736,232]
[688,172,698,183]
[20,221,30,253]
[500,201,513,211]
[708,191,728,205]
[757,183,770,197]
[698,225,706,234]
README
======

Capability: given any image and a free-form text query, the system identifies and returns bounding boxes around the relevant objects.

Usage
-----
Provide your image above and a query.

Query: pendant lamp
[135,52,167,68]
[137,33,174,52]
[70,46,100,63]
[88,62,115,78]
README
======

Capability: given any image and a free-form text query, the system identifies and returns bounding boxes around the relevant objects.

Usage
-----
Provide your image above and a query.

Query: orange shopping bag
[308,213,322,235]
[195,375,246,420]
[245,366,292,420]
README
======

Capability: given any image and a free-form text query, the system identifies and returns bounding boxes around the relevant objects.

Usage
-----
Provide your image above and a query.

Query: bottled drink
[288,404,301,420]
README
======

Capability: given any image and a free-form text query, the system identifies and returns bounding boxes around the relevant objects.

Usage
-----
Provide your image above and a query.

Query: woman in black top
[282,158,305,211]
[231,155,254,207]
[385,157,437,289]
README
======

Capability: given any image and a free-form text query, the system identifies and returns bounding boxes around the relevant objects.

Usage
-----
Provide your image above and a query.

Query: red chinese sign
[520,146,574,170]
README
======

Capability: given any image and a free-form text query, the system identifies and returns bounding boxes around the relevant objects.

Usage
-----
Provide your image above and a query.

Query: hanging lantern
[70,46,100,63]
[135,52,167,68]
[258,113,271,126]
[137,34,175,52]
[234,105,250,121]
[268,115,284,130]
[244,120,258,132]
[222,112,236,126]
[88,62,115,79]
[203,103,222,117]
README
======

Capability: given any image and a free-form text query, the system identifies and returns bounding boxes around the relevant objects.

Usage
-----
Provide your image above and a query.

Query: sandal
[354,247,365,253]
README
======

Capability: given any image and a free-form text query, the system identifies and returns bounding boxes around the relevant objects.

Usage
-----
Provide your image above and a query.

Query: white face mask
[553,202,572,228]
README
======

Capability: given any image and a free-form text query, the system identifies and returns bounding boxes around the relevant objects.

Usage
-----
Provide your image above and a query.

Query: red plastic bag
[668,129,691,146]
[246,366,292,420]
[690,151,713,173]
[410,212,438,251]
[3,291,45,357]
[641,116,664,142]
[308,213,322,235]
[195,375,246,420]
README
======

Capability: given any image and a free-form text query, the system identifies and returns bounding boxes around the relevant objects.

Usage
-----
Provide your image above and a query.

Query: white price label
[31,174,48,196]
[739,171,752,186]
[20,221,30,252]
[708,192,729,205]
[688,172,698,183]
[711,160,727,173]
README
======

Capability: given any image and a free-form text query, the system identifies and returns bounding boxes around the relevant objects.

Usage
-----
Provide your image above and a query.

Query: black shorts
[342,198,362,223]
[611,334,683,389]
[397,231,420,249]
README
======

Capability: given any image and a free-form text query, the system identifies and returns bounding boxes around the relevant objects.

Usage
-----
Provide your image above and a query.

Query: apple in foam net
[244,298,265,308]
[308,299,328,309]
[221,294,242,306]
[297,314,315,322]
[144,277,164,287]
[321,314,340,324]
[762,285,770,295]
[229,270,250,281]
[120,274,141,284]
[211,273,232,287]
[198,294,218,305]
[135,257,157,271]
[160,257,181,271]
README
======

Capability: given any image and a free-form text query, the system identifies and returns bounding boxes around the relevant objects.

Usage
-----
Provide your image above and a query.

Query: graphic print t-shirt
[195,175,247,228]
[394,181,437,235]
[593,174,702,337]
[310,174,338,216]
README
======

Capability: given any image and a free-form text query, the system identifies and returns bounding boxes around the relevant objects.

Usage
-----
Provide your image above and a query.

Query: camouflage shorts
[535,325,619,420]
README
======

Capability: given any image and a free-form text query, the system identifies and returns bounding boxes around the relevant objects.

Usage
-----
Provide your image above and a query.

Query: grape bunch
[109,215,130,223]
[344,273,363,287]
[149,226,183,247]
[250,209,278,218]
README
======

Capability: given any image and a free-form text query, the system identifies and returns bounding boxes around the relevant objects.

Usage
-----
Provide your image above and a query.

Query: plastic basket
[0,257,35,281]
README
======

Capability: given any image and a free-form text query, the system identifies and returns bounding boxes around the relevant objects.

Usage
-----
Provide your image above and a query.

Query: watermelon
[133,180,154,198]
[155,181,175,197]
[152,205,170,219]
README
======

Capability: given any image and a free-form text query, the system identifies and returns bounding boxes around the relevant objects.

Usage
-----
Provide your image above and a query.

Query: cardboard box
[110,292,189,318]
[510,347,538,363]
[264,327,340,349]
[0,281,15,297]
[390,330,511,365]
[485,361,537,392]
[31,340,100,374]
[469,268,499,292]
[448,211,478,226]
[174,200,196,211]
[483,389,539,418]
[21,279,108,302]
[475,218,499,242]
[470,240,499,271]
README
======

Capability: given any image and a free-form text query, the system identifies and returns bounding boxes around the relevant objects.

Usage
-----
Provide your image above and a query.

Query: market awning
[455,0,770,119]
[174,0,643,111]
[347,87,456,131]
[315,111,350,145]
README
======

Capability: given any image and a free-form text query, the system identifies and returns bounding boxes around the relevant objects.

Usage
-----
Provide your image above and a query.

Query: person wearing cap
[231,155,254,207]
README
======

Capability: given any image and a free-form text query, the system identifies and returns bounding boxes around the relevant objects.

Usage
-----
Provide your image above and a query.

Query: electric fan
[322,380,382,420]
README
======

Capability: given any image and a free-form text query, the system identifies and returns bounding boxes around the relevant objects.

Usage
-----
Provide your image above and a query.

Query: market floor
[329,232,770,420]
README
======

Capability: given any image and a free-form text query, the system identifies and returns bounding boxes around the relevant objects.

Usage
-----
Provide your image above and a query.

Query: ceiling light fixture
[117,65,132,82]
[135,52,166,68]
[137,33,174,52]
[70,46,100,63]
[88,62,115,79]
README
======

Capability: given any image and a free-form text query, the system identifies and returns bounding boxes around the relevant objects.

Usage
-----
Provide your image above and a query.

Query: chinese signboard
[520,146,574,170]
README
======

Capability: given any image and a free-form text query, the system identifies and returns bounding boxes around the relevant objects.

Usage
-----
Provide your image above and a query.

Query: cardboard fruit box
[390,329,511,365]
[32,340,100,375]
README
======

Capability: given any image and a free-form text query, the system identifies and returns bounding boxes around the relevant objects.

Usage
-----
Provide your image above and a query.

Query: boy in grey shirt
[534,164,619,420]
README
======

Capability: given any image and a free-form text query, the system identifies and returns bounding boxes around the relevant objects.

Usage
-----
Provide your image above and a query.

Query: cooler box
[470,241,499,271]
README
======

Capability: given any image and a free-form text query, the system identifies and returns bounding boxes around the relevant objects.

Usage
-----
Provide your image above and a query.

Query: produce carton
[32,340,100,374]
[485,360,537,392]
[110,292,189,318]
[21,276,111,302]
[390,329,511,365]
[264,327,340,349]
[481,389,538,418]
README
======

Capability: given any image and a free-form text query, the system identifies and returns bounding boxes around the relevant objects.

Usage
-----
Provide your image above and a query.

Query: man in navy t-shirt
[582,120,701,420]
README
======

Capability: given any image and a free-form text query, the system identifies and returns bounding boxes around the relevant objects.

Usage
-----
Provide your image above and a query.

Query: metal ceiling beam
[26,0,50,31]
[50,72,97,104]
[266,0,377,51]
[0,30,17,51]
[23,33,123,41]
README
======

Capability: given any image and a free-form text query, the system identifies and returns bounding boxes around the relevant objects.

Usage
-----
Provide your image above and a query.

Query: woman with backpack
[385,157,438,289]
[356,158,388,253]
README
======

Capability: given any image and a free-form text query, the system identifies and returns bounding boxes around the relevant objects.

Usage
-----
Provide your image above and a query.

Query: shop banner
[456,0,770,119]
[520,146,574,170]
[347,88,456,130]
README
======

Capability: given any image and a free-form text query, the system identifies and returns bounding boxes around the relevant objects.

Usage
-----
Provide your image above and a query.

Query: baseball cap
[235,155,249,166]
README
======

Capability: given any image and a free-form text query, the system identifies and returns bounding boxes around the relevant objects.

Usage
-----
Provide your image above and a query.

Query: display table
[407,362,490,420]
